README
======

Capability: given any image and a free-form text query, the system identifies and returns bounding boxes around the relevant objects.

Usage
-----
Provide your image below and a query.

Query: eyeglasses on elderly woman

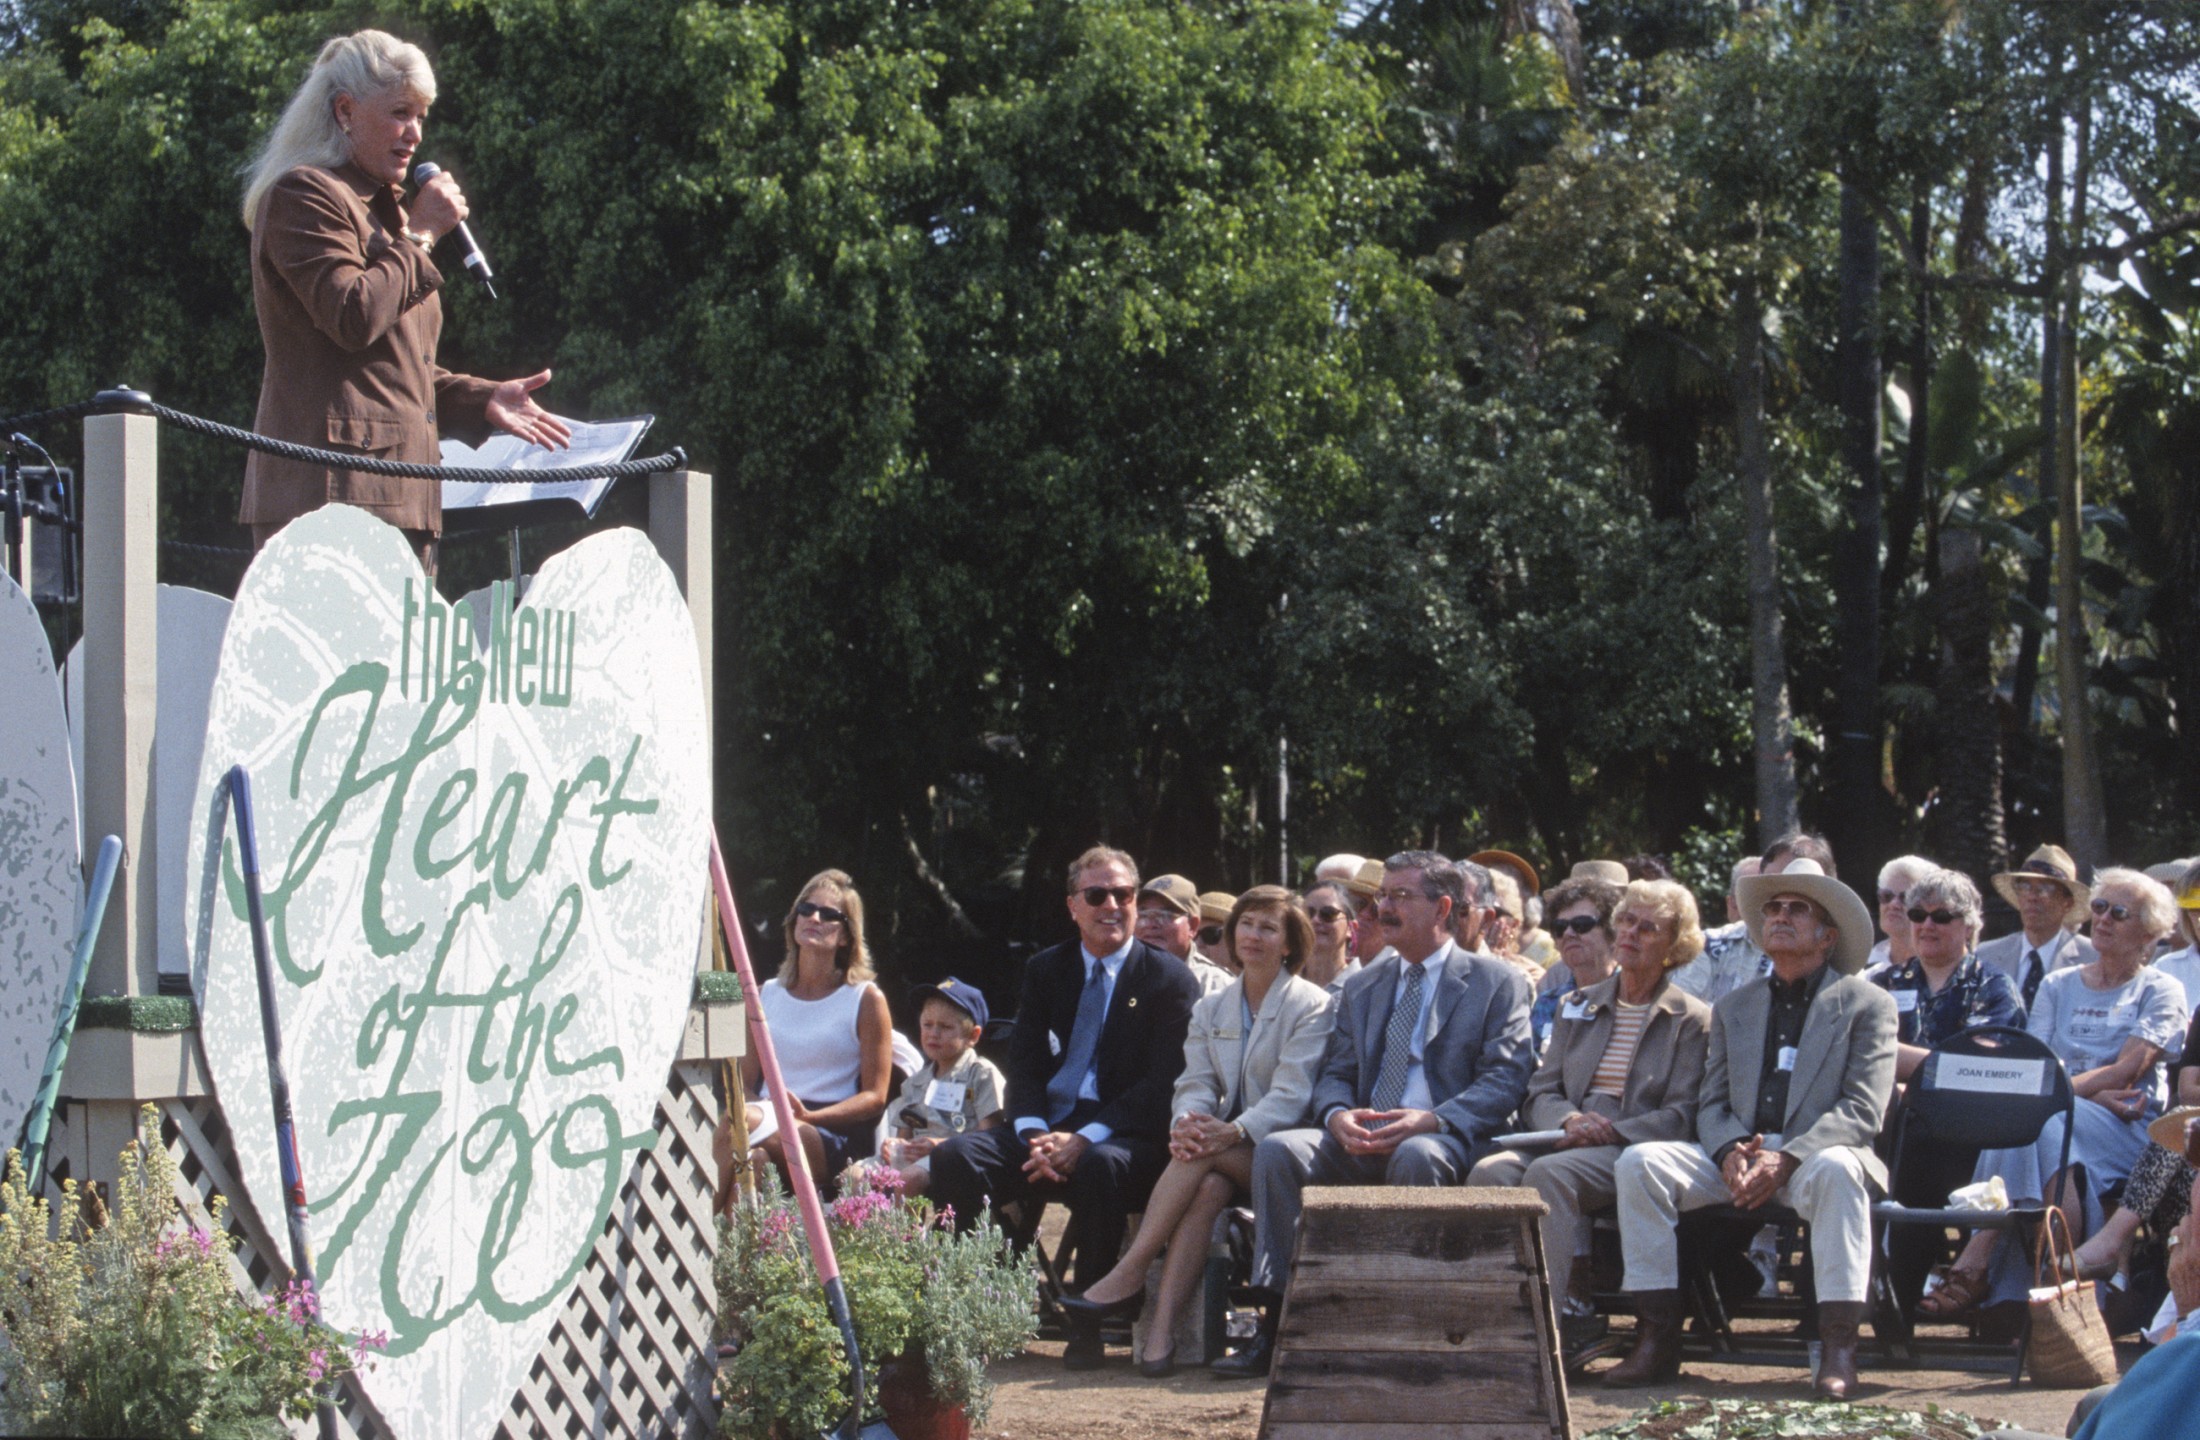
[1547,915,1603,936]
[2090,899,2134,922]
[1906,907,1961,926]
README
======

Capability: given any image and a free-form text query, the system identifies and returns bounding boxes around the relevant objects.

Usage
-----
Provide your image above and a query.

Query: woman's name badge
[1777,1045,1799,1073]
[1561,999,1590,1022]
[1894,990,1919,1013]
[925,1078,968,1114]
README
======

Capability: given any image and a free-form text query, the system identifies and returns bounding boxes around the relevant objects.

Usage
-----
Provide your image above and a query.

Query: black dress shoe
[1060,1288,1146,1323]
[1137,1345,1178,1378]
[1208,1332,1272,1379]
[1062,1330,1106,1371]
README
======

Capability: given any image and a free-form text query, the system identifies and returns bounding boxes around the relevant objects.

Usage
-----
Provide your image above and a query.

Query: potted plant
[715,1165,1037,1440]
[0,1105,384,1438]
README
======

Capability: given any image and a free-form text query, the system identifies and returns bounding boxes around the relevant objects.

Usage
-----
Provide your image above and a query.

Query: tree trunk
[2055,89,2109,871]
[2015,93,2064,740]
[1881,196,1932,620]
[1926,526,2007,884]
[1829,175,1885,867]
[1735,274,1799,845]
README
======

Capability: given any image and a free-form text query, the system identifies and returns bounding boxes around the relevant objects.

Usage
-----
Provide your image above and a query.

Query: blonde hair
[780,869,874,984]
[1617,879,1705,969]
[242,30,436,229]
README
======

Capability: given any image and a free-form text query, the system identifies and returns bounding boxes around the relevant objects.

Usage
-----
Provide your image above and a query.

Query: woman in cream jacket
[1061,885,1335,1374]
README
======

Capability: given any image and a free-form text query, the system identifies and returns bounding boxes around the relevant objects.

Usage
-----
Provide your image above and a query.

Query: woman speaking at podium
[238,30,568,574]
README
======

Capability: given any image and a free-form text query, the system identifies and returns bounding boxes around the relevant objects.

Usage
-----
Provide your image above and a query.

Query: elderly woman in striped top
[1469,880,1714,1336]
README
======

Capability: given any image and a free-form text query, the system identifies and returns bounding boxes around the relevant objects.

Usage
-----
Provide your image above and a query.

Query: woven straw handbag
[2025,1208,2120,1388]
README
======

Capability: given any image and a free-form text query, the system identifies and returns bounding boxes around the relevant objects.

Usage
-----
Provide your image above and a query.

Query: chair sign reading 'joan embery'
[1260,1186,1571,1440]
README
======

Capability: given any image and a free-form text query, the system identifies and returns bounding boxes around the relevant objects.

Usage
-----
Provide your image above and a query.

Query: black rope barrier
[3,389,687,484]
[159,539,252,560]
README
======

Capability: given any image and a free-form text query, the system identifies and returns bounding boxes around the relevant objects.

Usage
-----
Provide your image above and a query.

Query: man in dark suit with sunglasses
[928,844,1201,1368]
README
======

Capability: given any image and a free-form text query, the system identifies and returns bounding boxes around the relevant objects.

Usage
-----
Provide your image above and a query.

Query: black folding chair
[1871,1024,2075,1382]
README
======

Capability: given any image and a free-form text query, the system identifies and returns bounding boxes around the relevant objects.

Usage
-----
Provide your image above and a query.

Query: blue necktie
[1046,960,1109,1125]
[1370,963,1426,1111]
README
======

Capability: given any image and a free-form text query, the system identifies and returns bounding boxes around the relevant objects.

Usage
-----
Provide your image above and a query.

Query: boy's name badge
[1776,1046,1799,1073]
[1894,990,1919,1013]
[925,1078,968,1114]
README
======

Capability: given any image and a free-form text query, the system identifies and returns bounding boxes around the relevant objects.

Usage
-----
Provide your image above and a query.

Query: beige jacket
[1698,967,1899,1187]
[1173,971,1334,1143]
[1519,973,1712,1143]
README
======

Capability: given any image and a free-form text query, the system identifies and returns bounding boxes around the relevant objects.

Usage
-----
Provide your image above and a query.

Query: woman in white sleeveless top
[719,869,893,1207]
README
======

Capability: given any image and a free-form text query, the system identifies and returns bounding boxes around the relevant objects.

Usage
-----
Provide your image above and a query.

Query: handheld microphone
[410,162,497,299]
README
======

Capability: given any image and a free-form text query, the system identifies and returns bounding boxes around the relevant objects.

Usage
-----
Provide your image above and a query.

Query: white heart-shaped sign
[186,506,709,1439]
[0,568,79,1149]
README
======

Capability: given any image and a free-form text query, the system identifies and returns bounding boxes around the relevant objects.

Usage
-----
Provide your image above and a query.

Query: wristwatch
[400,227,435,252]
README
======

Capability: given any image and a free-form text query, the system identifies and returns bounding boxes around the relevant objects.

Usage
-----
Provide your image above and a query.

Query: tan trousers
[1468,1143,1621,1282]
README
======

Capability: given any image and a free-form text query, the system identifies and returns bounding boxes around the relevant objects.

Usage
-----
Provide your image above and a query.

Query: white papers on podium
[438,414,653,532]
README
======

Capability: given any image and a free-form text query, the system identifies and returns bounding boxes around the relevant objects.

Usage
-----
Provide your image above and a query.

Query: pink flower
[355,1328,389,1355]
[306,1346,328,1383]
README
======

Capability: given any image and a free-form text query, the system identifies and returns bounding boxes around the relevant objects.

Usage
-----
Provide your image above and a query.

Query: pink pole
[709,829,840,1280]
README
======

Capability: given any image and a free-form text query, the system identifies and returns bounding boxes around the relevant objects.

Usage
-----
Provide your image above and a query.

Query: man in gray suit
[1606,860,1896,1399]
[1975,844,2097,1013]
[1217,850,1535,1378]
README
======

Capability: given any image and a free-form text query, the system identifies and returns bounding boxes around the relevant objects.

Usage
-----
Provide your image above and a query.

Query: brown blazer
[1518,972,1712,1144]
[242,162,497,534]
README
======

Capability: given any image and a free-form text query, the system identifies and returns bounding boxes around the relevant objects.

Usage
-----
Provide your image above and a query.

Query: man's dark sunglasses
[794,901,847,924]
[1548,915,1602,936]
[1081,885,1137,908]
[1198,925,1224,945]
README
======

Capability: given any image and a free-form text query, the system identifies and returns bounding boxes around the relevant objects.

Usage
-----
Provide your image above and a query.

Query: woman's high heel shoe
[1060,1288,1146,1323]
[1137,1344,1178,1378]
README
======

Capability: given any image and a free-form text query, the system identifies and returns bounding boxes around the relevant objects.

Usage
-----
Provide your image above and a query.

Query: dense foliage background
[4,0,2195,998]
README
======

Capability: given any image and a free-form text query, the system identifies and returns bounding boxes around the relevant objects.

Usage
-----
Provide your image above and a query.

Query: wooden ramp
[1258,1186,1570,1440]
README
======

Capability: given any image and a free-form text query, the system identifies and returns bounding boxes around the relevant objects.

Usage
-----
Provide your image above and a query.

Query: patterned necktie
[2022,949,2044,1012]
[1045,959,1109,1125]
[1370,963,1427,1111]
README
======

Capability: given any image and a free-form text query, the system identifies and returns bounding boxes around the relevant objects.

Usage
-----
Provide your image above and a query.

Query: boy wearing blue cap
[883,979,1008,1195]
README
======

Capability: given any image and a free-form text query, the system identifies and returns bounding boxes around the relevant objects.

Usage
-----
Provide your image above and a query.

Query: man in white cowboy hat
[1604,859,1896,1399]
[1976,844,2098,1013]
[1672,834,1839,1005]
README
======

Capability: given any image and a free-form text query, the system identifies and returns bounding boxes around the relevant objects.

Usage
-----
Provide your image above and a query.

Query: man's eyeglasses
[1379,887,1430,906]
[1760,899,1818,921]
[1306,905,1348,923]
[1548,915,1602,937]
[2015,879,2067,900]
[1906,907,1960,926]
[1080,886,1137,909]
[2090,899,2134,922]
[1197,925,1224,945]
[794,901,847,924]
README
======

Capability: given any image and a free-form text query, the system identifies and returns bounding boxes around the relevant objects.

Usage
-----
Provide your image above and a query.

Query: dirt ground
[975,1335,2093,1439]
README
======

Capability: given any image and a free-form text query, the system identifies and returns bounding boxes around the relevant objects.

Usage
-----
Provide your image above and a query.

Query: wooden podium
[1258,1186,1571,1440]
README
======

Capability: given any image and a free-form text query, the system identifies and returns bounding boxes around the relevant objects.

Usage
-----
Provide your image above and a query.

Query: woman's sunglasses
[794,901,847,924]
[1306,905,1349,923]
[1548,915,1602,937]
[2090,899,2134,922]
[1905,907,1960,926]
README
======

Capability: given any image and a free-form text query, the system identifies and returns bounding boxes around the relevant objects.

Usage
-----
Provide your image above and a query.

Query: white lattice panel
[154,1058,722,1440]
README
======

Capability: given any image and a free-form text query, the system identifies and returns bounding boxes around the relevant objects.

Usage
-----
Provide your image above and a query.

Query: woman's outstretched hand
[484,370,573,451]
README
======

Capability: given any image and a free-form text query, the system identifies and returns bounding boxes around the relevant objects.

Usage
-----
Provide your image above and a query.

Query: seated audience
[1061,887,1335,1376]
[1227,851,1535,1378]
[927,846,1201,1370]
[1672,833,1838,1003]
[879,979,1008,1195]
[1920,868,2188,1320]
[1470,879,1711,1340]
[1345,857,1390,963]
[1298,879,1361,992]
[1473,850,1554,971]
[1977,844,2097,1013]
[1867,853,1935,978]
[720,869,895,1209]
[1607,860,1894,1398]
[1487,871,1544,983]
[1529,875,1624,1057]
